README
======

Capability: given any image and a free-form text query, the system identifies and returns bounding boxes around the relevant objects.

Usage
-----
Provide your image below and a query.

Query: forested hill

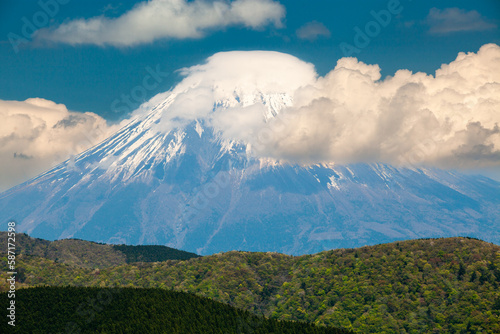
[1,236,499,332]
[0,287,352,334]
[0,232,199,268]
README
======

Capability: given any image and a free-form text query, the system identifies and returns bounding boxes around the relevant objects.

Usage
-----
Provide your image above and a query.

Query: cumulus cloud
[426,8,497,34]
[150,43,500,170]
[34,0,285,46]
[0,98,119,191]
[296,21,331,41]
[7,46,496,191]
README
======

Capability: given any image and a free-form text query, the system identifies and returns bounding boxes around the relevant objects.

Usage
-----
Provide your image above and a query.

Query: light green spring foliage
[1,236,499,333]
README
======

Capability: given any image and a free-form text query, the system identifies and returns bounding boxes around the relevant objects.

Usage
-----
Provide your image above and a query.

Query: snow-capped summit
[1,50,499,254]
[1,84,499,255]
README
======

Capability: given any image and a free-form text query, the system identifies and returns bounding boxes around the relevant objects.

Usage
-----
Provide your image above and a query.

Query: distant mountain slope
[2,236,499,333]
[0,287,351,334]
[0,232,199,269]
[1,89,499,255]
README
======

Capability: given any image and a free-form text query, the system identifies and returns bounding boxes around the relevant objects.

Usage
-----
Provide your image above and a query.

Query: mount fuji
[2,52,499,255]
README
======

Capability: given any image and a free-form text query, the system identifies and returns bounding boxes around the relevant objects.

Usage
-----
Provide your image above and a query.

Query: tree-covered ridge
[112,244,199,263]
[1,237,499,333]
[0,287,352,334]
[0,232,198,269]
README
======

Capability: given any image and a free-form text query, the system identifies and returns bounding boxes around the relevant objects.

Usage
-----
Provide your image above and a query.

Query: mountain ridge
[1,89,499,254]
[0,232,199,269]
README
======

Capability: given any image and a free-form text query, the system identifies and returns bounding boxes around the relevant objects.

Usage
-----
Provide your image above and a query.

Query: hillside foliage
[112,244,199,263]
[1,236,499,333]
[0,232,198,269]
[0,286,351,333]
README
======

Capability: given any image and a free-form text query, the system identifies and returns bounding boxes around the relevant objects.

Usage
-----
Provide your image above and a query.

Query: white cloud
[34,0,285,46]
[296,21,331,41]
[0,98,120,191]
[5,45,498,192]
[426,8,497,34]
[150,44,500,170]
[147,50,317,134]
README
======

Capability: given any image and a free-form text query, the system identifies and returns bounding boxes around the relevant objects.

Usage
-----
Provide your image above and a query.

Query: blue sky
[1,0,499,121]
[0,0,499,190]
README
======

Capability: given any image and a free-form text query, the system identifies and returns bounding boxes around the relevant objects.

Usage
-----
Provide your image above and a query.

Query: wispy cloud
[426,7,497,35]
[296,21,331,41]
[34,0,285,47]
